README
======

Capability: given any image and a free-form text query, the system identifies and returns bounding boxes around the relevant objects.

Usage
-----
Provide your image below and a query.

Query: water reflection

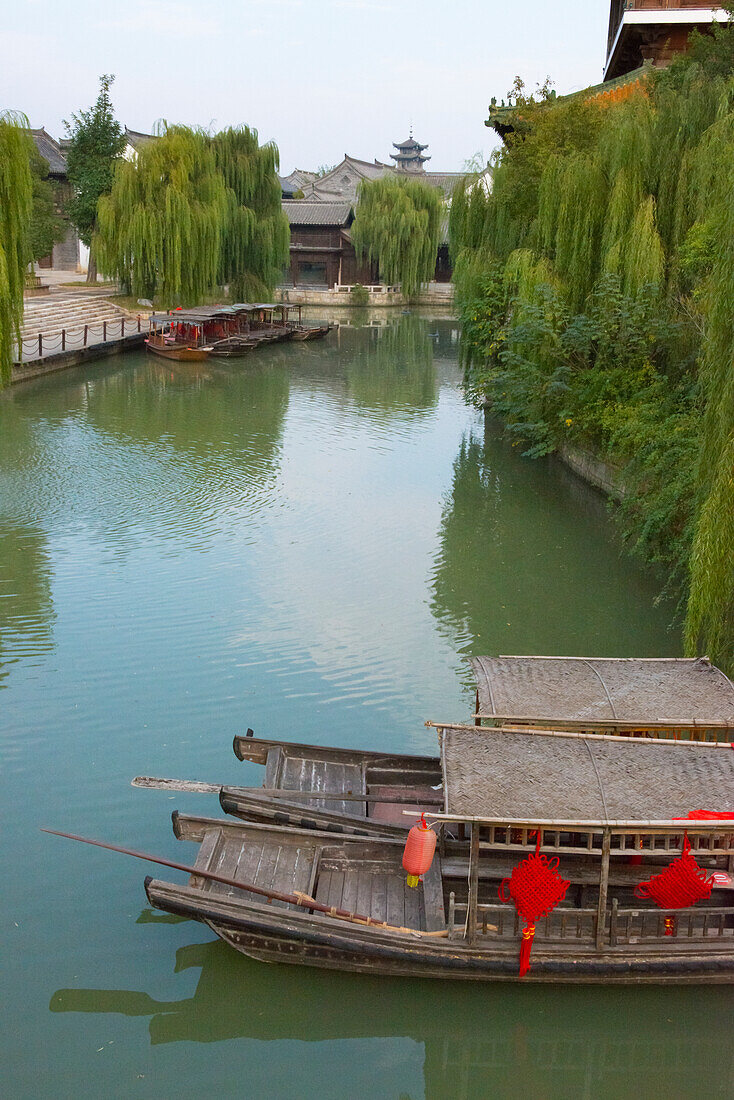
[344,314,438,415]
[0,524,55,687]
[429,420,678,667]
[50,933,733,1099]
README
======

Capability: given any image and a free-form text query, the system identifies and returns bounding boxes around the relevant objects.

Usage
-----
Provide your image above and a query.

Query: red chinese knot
[634,836,714,933]
[499,833,570,977]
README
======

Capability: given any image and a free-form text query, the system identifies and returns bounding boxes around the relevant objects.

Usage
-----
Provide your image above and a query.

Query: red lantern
[402,813,437,888]
[634,835,715,934]
[499,832,569,977]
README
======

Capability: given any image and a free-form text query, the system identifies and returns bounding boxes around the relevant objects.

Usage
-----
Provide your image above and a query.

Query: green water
[1,314,729,1099]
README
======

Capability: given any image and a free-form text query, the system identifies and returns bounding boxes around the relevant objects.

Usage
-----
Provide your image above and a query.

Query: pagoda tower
[605,2,728,81]
[390,132,430,173]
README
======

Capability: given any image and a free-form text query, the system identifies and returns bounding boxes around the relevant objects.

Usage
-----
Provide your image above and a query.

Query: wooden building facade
[282,202,376,288]
[605,2,729,80]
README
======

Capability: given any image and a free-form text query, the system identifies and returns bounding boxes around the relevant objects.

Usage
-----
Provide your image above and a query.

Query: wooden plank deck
[313,852,446,932]
[269,746,367,817]
[193,827,318,911]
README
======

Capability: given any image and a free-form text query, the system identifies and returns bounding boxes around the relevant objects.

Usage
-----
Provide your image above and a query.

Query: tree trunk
[86,247,98,285]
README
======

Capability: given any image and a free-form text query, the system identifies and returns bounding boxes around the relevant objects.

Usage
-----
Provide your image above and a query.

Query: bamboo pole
[42,829,447,939]
[467,824,480,946]
[401,811,734,831]
[425,721,733,746]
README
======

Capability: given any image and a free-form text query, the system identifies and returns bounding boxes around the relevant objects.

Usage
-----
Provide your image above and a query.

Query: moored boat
[144,726,734,983]
[225,733,443,837]
[146,314,213,361]
[471,655,734,739]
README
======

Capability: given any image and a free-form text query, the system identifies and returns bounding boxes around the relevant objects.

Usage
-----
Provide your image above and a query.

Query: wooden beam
[596,828,612,950]
[468,823,480,945]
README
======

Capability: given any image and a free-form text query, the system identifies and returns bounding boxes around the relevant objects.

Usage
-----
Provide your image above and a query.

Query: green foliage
[453,30,734,668]
[210,126,290,300]
[352,175,442,299]
[96,124,290,306]
[96,125,229,305]
[685,98,734,670]
[27,146,66,262]
[0,112,33,385]
[64,75,125,248]
[350,282,369,307]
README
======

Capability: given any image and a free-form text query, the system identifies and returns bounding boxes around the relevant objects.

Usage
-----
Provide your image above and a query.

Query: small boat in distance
[145,303,315,361]
[146,313,213,360]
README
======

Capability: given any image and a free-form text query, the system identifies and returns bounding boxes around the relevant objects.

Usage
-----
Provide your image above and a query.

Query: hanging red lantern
[634,835,715,935]
[402,813,437,888]
[499,832,569,977]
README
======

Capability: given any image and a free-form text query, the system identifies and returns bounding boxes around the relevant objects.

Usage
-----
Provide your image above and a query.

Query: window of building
[297,262,328,286]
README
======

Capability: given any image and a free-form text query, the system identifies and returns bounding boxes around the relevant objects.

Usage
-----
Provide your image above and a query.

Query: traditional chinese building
[605,2,729,80]
[488,4,729,141]
[281,201,377,288]
[390,133,431,172]
[30,129,81,271]
[295,138,462,204]
[280,135,460,286]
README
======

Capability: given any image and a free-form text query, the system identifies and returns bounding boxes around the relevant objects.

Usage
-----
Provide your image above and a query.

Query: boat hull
[145,879,734,985]
[146,340,210,361]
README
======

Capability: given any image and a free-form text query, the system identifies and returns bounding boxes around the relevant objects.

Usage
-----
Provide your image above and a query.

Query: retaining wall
[11,333,146,384]
[558,442,626,501]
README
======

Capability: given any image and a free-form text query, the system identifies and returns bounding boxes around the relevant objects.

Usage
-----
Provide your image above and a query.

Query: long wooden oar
[41,828,448,938]
[132,776,444,805]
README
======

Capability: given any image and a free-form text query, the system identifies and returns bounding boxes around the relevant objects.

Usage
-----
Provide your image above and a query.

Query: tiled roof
[29,129,67,176]
[124,127,155,150]
[486,64,653,139]
[424,171,464,197]
[282,201,353,226]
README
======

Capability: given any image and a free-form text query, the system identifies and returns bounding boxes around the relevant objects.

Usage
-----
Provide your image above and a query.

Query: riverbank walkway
[12,294,147,383]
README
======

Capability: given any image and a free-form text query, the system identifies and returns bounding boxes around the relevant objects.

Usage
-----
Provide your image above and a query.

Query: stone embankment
[276,283,454,308]
[12,296,145,383]
[558,443,626,501]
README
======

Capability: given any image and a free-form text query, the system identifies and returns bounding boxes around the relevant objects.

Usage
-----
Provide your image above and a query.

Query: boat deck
[225,737,443,835]
[191,823,317,912]
[183,815,445,932]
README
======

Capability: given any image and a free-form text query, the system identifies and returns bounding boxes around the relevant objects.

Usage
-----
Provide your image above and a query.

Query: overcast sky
[5,0,611,172]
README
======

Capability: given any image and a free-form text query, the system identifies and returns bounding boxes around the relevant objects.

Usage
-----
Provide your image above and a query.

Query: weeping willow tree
[684,98,734,670]
[452,20,734,671]
[210,127,290,300]
[96,125,229,305]
[352,175,442,299]
[0,112,33,386]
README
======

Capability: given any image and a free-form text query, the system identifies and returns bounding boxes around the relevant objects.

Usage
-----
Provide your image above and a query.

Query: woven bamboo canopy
[470,656,734,730]
[439,725,734,825]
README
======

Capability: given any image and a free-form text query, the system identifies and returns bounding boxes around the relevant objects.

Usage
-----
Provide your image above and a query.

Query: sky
[5,0,612,173]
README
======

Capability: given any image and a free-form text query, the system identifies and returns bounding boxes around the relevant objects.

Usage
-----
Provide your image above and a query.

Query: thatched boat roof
[470,656,734,730]
[440,726,734,824]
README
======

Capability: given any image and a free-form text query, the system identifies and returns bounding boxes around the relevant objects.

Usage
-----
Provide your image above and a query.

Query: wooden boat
[291,323,330,341]
[146,325,212,362]
[471,655,734,739]
[207,336,257,358]
[145,727,734,983]
[224,733,443,837]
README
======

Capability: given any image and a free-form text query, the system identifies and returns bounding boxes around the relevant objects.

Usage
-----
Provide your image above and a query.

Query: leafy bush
[350,283,369,307]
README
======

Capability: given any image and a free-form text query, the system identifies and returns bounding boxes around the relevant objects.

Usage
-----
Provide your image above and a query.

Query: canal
[1,314,729,1098]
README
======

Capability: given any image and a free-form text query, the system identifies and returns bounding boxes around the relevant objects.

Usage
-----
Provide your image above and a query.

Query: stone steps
[21,296,140,340]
